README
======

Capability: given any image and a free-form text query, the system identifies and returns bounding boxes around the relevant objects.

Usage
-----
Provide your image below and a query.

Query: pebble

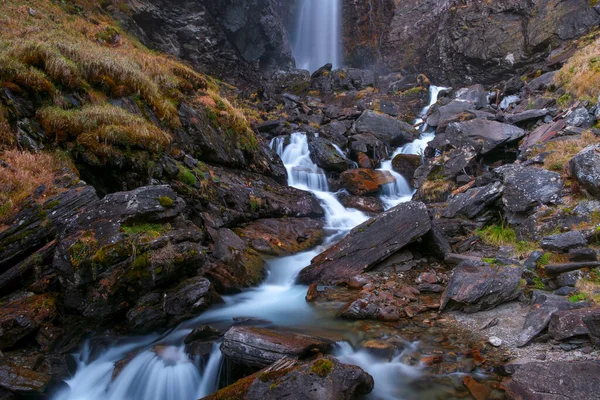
[489,336,502,347]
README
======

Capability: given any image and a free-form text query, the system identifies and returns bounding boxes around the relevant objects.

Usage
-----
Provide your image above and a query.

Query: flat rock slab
[500,165,563,213]
[443,118,526,155]
[440,261,522,313]
[541,231,587,252]
[549,307,600,341]
[504,361,600,400]
[220,326,334,368]
[442,181,503,219]
[298,201,431,285]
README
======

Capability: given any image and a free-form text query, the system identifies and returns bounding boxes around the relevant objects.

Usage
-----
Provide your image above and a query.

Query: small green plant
[311,359,333,377]
[532,276,546,290]
[569,293,587,303]
[122,223,167,238]
[537,253,551,268]
[249,196,261,212]
[477,223,517,246]
[482,258,497,264]
[158,196,174,208]
[178,167,197,186]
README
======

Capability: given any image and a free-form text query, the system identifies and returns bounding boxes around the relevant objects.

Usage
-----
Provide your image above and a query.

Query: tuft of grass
[311,359,333,378]
[0,150,73,225]
[528,131,597,178]
[178,167,197,186]
[568,293,587,303]
[477,222,538,257]
[121,223,168,239]
[537,253,551,267]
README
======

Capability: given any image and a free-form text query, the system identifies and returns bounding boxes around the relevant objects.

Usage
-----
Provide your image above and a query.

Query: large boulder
[541,231,587,252]
[426,100,474,127]
[500,165,563,213]
[442,119,527,156]
[202,356,374,400]
[235,218,325,256]
[298,201,431,284]
[340,169,396,196]
[549,307,600,341]
[308,137,353,173]
[442,181,503,219]
[354,110,417,147]
[504,361,600,400]
[440,261,522,313]
[569,144,600,198]
[220,326,334,368]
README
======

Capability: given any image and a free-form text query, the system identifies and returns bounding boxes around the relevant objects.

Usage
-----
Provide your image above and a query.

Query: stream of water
[52,87,446,400]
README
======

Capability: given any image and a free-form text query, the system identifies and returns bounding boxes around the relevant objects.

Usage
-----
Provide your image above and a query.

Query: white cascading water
[53,87,448,400]
[293,0,341,72]
[378,85,448,209]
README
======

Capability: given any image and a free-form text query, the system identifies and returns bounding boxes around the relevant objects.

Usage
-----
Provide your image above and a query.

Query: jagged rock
[354,110,417,147]
[163,277,223,319]
[202,356,374,400]
[125,292,167,334]
[566,107,595,128]
[308,137,353,173]
[442,181,503,219]
[391,154,421,183]
[348,133,388,162]
[220,326,334,368]
[235,218,325,256]
[440,261,522,313]
[500,165,563,213]
[298,202,431,285]
[442,119,526,156]
[504,361,600,400]
[426,101,474,127]
[0,362,51,394]
[520,120,566,150]
[517,291,586,347]
[504,109,551,125]
[569,144,600,198]
[583,312,600,346]
[541,231,587,252]
[455,84,488,109]
[340,169,395,196]
[184,325,221,344]
[549,307,600,341]
[0,294,57,350]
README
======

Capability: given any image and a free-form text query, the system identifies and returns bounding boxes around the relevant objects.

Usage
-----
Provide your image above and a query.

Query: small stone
[489,336,502,347]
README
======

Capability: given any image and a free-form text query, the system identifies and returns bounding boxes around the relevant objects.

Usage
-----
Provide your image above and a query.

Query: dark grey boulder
[549,307,600,341]
[541,231,587,252]
[308,137,353,172]
[565,107,595,128]
[163,277,223,318]
[525,71,557,92]
[517,291,586,347]
[583,312,600,346]
[569,144,600,198]
[455,84,488,109]
[501,166,563,213]
[220,326,334,368]
[442,181,503,219]
[505,361,600,400]
[440,261,522,313]
[443,119,526,155]
[426,100,474,127]
[354,110,417,147]
[391,154,421,182]
[298,201,431,284]
[504,109,551,125]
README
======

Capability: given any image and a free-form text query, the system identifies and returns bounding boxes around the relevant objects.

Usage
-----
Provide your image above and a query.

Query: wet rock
[308,137,353,172]
[500,165,563,213]
[202,356,374,400]
[340,169,395,196]
[235,218,325,256]
[0,362,51,394]
[440,261,522,313]
[298,201,431,284]
[125,293,167,334]
[0,293,57,349]
[391,154,421,183]
[354,110,417,147]
[517,291,586,347]
[569,144,600,198]
[442,119,526,155]
[541,231,587,252]
[504,361,600,400]
[338,194,385,214]
[163,277,223,319]
[442,181,503,219]
[220,326,334,368]
[184,325,221,344]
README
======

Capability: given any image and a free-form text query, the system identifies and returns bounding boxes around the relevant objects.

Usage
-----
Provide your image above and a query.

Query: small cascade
[378,85,449,209]
[293,0,341,72]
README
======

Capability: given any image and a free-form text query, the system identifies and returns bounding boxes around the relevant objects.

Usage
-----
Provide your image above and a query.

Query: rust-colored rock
[340,169,395,195]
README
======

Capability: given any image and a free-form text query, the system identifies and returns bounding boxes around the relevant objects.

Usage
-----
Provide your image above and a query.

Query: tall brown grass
[556,34,600,102]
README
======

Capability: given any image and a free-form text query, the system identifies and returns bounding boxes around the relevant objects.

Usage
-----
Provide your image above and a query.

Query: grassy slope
[0,0,259,225]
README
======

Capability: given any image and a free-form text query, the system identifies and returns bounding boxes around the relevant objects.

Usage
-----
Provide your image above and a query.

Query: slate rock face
[442,181,503,219]
[443,119,527,156]
[541,231,588,252]
[549,307,600,341]
[440,261,522,313]
[500,166,563,213]
[569,144,600,198]
[354,110,418,147]
[298,201,431,285]
[504,361,600,400]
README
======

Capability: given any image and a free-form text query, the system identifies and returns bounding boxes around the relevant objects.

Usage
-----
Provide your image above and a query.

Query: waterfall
[378,85,449,209]
[293,0,341,72]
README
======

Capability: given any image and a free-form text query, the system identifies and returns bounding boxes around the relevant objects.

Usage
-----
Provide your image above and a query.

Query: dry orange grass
[0,150,70,224]
[529,130,598,174]
[556,34,600,102]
